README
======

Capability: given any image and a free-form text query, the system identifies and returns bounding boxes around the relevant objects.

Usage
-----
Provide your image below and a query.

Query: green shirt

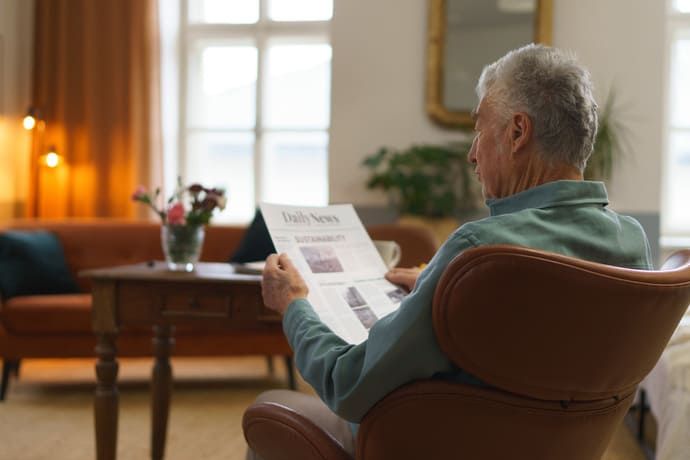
[283,180,652,425]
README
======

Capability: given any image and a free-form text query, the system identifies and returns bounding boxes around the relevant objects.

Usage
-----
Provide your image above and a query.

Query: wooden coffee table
[83,262,290,460]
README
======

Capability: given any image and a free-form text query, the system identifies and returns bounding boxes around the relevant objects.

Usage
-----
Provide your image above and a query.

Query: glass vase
[161,224,205,272]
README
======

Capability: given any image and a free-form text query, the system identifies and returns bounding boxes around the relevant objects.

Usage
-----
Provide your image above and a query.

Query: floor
[0,357,653,459]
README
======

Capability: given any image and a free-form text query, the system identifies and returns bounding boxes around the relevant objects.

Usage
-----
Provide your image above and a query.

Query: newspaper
[260,203,407,344]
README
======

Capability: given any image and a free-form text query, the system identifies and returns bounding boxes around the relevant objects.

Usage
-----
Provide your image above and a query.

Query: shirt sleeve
[282,232,478,422]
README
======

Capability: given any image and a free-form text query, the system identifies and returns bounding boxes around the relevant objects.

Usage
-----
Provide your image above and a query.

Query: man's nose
[468,139,477,164]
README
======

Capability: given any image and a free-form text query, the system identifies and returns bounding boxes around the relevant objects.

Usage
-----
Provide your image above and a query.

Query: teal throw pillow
[228,209,276,263]
[0,231,80,300]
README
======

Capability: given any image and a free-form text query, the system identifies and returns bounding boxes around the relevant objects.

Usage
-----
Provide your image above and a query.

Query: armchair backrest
[357,245,690,460]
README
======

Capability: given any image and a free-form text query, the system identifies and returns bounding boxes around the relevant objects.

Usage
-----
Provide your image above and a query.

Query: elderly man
[246,44,653,459]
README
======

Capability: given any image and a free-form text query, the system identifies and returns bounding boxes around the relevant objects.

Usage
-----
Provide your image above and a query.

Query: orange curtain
[32,0,162,218]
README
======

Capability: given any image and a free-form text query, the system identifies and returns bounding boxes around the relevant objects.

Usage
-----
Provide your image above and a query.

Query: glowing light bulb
[45,152,60,168]
[23,115,36,130]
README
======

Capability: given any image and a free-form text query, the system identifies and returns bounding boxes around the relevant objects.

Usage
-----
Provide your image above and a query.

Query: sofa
[0,219,439,399]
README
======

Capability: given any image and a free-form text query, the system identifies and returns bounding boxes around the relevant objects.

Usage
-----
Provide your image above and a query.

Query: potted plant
[362,140,481,241]
[585,91,626,181]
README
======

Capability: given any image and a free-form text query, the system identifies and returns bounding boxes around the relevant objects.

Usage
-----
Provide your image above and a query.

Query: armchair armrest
[243,401,353,460]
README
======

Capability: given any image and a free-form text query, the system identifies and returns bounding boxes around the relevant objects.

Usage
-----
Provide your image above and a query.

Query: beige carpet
[0,357,648,459]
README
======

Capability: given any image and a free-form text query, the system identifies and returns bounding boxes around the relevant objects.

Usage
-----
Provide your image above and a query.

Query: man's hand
[261,253,309,315]
[385,266,423,292]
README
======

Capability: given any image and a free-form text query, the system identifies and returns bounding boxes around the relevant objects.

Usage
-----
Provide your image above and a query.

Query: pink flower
[132,185,148,201]
[166,203,186,225]
[132,178,226,225]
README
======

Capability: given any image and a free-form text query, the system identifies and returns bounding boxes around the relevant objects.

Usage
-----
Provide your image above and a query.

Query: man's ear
[509,112,532,154]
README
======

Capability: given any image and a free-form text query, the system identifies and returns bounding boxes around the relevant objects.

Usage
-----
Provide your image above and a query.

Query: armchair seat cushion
[1,294,92,333]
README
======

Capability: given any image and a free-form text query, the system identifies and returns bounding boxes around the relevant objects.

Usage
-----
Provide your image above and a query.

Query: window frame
[176,0,332,223]
[662,2,690,242]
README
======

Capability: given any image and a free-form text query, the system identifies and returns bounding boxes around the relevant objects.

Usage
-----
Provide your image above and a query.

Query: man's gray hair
[476,44,598,172]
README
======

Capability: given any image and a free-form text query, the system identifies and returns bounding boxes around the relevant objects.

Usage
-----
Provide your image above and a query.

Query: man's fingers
[265,253,296,272]
[264,253,280,270]
[277,253,296,271]
[386,267,418,278]
[384,266,421,292]
[260,252,307,315]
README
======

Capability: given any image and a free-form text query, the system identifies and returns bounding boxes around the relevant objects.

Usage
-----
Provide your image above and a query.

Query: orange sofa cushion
[1,294,92,333]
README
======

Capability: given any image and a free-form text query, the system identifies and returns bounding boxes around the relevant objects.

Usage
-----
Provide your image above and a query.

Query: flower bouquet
[132,178,226,271]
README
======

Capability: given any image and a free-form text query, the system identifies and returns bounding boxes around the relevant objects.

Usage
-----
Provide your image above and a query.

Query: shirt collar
[486,180,609,217]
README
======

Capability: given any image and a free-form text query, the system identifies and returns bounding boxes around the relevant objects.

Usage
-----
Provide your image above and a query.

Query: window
[163,0,333,223]
[663,0,690,237]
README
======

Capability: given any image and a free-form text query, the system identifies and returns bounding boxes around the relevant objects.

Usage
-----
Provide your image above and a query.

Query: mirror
[426,0,552,128]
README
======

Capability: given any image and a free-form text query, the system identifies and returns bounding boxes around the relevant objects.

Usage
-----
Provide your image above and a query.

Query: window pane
[261,132,328,206]
[188,0,259,24]
[268,0,333,21]
[664,131,690,232]
[188,44,257,129]
[673,0,690,13]
[264,43,332,129]
[186,132,256,222]
[671,35,690,127]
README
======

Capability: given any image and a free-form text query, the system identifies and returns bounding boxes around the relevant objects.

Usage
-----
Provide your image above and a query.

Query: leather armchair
[243,245,690,460]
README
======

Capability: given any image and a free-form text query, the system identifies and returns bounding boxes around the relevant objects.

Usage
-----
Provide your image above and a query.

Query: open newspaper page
[260,203,408,344]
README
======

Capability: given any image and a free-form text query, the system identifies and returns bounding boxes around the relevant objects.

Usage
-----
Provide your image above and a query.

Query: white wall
[553,0,664,213]
[329,0,459,206]
[329,0,665,215]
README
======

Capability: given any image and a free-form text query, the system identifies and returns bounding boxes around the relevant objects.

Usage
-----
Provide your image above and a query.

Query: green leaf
[361,140,480,217]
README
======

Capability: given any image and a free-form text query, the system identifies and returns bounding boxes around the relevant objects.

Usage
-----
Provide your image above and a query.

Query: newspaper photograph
[260,203,407,344]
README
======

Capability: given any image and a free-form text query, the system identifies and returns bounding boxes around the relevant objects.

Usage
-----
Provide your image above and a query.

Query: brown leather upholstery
[243,401,353,460]
[242,245,690,460]
[431,245,690,401]
[357,246,690,460]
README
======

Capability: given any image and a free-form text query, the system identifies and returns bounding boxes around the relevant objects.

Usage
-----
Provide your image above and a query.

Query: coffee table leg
[151,324,175,460]
[95,333,119,460]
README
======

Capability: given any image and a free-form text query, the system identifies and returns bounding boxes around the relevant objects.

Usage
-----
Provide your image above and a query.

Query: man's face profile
[468,97,512,200]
